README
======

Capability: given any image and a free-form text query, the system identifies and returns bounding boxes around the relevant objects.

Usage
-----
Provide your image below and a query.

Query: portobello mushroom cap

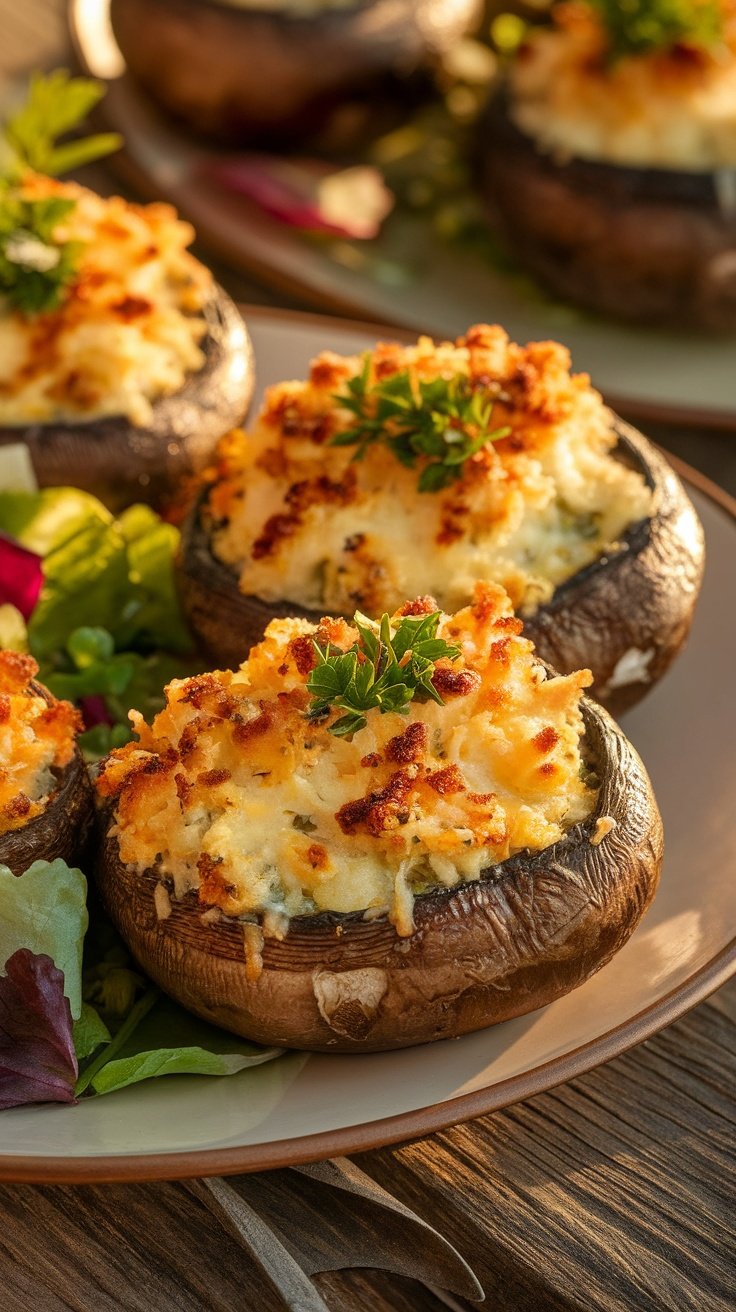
[94,696,663,1051]
[478,92,736,331]
[0,285,255,514]
[177,419,705,715]
[0,683,94,877]
[110,0,482,150]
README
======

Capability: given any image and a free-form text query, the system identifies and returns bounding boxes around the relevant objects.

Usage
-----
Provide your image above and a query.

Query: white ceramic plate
[1,309,734,1184]
[69,0,736,429]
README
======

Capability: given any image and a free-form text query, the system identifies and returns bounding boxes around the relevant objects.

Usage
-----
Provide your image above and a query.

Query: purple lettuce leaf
[0,949,78,1110]
[207,155,394,239]
[0,532,43,620]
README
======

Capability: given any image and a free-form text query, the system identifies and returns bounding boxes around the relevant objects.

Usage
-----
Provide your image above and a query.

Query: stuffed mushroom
[0,174,254,510]
[478,0,736,329]
[177,323,704,713]
[0,651,92,876]
[94,586,663,1052]
[110,0,483,150]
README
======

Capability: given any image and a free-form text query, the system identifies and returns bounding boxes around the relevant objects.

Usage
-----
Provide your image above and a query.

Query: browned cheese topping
[0,652,81,835]
[0,175,213,426]
[509,1,736,168]
[207,324,651,618]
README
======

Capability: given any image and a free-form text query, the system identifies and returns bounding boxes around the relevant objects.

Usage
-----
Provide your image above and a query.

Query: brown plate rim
[1,306,734,1185]
[1,939,733,1184]
[68,0,736,433]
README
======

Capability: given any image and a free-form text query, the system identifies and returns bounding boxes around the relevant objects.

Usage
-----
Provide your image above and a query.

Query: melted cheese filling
[0,652,80,835]
[0,176,212,426]
[509,3,736,169]
[97,585,596,937]
[208,325,652,618]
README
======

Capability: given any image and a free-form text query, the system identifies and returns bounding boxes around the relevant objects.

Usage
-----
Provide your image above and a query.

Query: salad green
[0,487,200,758]
[0,486,285,1109]
[0,860,282,1109]
[0,859,87,1019]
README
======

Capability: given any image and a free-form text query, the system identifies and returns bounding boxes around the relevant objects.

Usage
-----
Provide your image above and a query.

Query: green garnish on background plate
[0,70,121,314]
[588,0,723,59]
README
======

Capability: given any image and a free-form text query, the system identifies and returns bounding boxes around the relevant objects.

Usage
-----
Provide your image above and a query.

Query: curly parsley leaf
[331,356,510,492]
[306,609,461,736]
[588,0,723,60]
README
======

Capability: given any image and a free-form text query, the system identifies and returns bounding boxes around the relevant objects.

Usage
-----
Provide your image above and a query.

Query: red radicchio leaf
[208,155,394,239]
[0,949,77,1110]
[0,533,43,621]
[79,695,114,729]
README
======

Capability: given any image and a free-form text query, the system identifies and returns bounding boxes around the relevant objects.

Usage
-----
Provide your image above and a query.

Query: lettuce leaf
[79,995,282,1097]
[115,504,191,652]
[74,909,282,1097]
[0,486,110,557]
[0,488,192,661]
[72,1002,111,1062]
[0,860,87,1019]
[0,949,77,1109]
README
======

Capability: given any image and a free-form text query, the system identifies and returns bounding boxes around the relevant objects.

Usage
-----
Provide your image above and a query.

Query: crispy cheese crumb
[97,585,598,937]
[154,881,173,920]
[244,921,265,981]
[208,324,651,619]
[590,815,616,846]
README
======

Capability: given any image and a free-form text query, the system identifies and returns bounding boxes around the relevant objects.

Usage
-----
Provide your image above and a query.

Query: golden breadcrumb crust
[97,583,595,936]
[207,323,652,617]
[0,651,81,835]
[0,174,212,426]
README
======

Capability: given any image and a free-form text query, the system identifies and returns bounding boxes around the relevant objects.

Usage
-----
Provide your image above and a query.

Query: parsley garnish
[0,196,80,314]
[3,71,122,179]
[306,609,461,738]
[331,356,510,493]
[588,0,723,60]
[0,71,122,315]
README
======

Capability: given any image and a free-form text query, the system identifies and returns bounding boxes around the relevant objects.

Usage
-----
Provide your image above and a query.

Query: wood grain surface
[0,8,734,1312]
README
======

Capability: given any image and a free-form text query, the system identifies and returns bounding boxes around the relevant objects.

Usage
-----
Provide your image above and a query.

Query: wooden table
[2,7,735,1310]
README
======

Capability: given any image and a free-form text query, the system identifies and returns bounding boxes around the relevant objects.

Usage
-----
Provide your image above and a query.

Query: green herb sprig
[0,71,122,315]
[3,70,122,179]
[331,356,510,493]
[0,193,80,314]
[306,609,461,738]
[588,0,723,60]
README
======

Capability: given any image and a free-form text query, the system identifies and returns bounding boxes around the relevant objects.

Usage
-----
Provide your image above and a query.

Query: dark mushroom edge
[176,419,705,716]
[110,0,482,150]
[94,696,663,1052]
[0,284,255,514]
[0,683,94,877]
[478,92,736,332]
